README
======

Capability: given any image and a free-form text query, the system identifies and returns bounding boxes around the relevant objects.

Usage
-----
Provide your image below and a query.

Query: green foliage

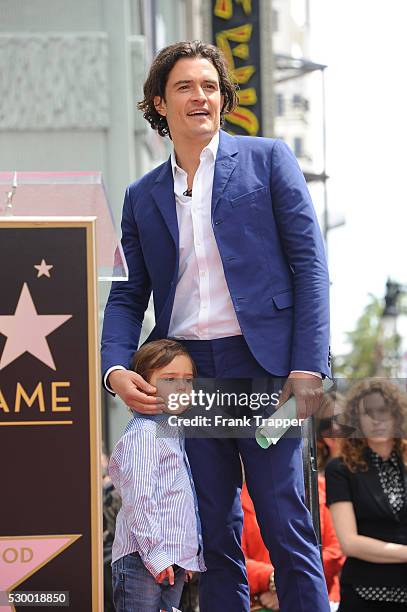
[334,294,401,378]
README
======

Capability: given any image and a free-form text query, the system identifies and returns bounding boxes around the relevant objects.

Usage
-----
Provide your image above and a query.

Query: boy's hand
[108,369,165,414]
[185,570,193,582]
[155,565,174,585]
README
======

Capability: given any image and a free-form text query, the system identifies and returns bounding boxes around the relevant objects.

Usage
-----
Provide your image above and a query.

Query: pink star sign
[34,259,53,278]
[0,283,72,371]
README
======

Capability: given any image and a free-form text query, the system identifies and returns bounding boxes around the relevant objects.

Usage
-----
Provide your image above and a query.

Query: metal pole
[303,67,328,560]
[302,417,322,557]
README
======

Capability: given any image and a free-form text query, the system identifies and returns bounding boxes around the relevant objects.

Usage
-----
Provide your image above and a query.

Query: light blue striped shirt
[109,414,206,577]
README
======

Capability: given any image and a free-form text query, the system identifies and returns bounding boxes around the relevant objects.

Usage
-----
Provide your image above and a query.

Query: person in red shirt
[242,478,344,610]
[241,482,278,611]
[318,475,344,605]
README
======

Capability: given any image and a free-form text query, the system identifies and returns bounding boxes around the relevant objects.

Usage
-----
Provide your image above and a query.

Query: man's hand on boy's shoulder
[155,565,175,585]
[108,369,166,414]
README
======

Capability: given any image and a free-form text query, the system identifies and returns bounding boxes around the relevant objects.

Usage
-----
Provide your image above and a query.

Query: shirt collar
[367,446,399,467]
[170,131,219,178]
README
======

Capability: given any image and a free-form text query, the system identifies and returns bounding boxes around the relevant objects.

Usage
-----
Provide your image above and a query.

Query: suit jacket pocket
[272,289,294,310]
[230,186,269,207]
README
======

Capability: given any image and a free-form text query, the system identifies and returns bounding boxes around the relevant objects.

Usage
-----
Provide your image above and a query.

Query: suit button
[214,219,223,225]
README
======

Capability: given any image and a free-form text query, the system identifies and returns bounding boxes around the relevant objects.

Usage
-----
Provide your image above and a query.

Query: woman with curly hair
[325,379,407,610]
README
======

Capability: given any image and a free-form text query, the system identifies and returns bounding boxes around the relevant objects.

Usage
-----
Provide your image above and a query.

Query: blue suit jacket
[101,130,331,378]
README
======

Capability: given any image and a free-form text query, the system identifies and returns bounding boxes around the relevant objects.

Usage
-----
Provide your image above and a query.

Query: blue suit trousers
[182,335,330,612]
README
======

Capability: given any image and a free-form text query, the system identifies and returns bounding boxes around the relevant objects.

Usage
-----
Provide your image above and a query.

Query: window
[156,0,186,50]
[272,9,279,33]
[291,0,306,28]
[294,137,303,157]
[275,93,285,116]
[292,94,309,112]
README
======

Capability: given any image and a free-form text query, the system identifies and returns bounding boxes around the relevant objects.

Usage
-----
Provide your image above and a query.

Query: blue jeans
[112,552,185,612]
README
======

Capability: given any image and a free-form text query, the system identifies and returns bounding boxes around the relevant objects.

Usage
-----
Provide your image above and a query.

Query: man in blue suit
[102,41,331,611]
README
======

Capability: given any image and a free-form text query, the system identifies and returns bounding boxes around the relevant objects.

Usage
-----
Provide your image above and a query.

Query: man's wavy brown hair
[339,379,407,472]
[137,40,239,138]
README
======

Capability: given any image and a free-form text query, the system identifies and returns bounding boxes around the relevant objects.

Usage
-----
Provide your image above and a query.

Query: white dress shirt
[168,131,241,339]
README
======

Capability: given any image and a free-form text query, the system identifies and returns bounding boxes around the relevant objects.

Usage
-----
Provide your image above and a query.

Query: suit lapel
[151,158,179,249]
[211,130,238,216]
[150,131,239,245]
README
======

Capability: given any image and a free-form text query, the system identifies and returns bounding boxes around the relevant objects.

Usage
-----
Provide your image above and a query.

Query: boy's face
[150,354,194,415]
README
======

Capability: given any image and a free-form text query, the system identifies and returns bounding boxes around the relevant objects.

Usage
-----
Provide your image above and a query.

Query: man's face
[154,57,224,143]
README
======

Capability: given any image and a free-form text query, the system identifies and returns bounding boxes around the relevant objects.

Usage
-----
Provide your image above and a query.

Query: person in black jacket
[325,379,407,611]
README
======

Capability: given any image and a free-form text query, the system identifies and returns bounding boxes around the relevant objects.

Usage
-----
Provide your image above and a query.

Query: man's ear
[154,95,167,117]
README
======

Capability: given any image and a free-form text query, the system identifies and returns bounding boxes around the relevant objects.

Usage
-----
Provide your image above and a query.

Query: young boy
[109,339,206,612]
